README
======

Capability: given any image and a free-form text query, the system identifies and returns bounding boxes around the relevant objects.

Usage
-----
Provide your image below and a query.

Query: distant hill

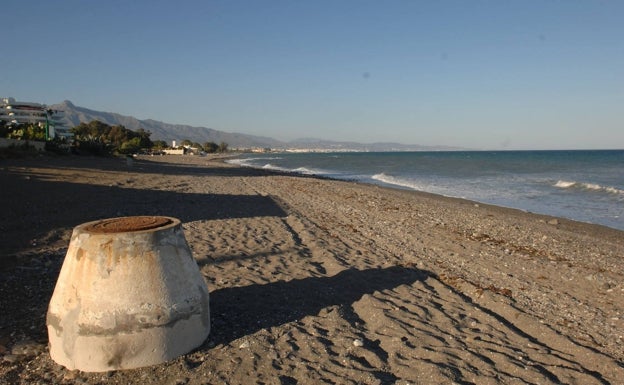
[51,100,462,151]
[52,100,283,149]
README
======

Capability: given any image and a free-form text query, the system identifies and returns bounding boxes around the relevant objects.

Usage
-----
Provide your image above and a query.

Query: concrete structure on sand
[47,216,211,372]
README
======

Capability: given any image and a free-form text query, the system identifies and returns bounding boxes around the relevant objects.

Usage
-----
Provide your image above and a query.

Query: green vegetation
[1,119,230,156]
[71,121,153,155]
[70,120,229,155]
[152,140,168,150]
[1,122,47,141]
[200,141,229,154]
[176,139,229,154]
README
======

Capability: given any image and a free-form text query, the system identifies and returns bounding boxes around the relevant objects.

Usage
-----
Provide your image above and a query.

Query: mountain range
[51,100,460,151]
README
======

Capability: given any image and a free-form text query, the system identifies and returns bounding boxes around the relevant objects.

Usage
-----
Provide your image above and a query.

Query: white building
[0,97,73,141]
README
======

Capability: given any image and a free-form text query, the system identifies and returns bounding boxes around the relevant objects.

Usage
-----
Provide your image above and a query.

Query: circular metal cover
[83,216,174,233]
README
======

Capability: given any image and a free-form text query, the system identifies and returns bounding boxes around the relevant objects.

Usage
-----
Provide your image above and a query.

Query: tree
[119,137,142,154]
[218,141,229,153]
[134,128,153,148]
[71,120,154,155]
[24,124,46,141]
[72,120,110,142]
[5,123,46,141]
[203,142,218,153]
[107,125,128,147]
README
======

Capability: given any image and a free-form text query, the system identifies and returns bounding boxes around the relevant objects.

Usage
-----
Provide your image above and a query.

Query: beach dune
[1,154,622,384]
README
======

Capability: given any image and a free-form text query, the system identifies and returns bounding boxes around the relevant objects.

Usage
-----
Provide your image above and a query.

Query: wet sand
[1,154,622,384]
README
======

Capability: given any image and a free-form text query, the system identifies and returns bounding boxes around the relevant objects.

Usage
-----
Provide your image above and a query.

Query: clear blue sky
[2,1,623,150]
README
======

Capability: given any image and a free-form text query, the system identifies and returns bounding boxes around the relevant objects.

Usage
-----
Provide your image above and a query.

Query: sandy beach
[1,154,622,384]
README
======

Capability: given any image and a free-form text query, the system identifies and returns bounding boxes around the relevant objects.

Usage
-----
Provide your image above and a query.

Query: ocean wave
[293,167,322,175]
[261,163,290,172]
[229,157,344,178]
[225,158,248,166]
[259,164,331,176]
[226,156,283,167]
[554,180,624,196]
[245,156,284,161]
[371,173,424,191]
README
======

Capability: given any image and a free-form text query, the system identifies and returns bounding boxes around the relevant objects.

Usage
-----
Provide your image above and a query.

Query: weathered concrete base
[48,313,207,371]
[47,216,210,372]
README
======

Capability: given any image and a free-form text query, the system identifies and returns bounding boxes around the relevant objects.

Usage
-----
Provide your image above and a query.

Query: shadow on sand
[207,265,432,347]
[3,154,290,178]
[0,160,287,262]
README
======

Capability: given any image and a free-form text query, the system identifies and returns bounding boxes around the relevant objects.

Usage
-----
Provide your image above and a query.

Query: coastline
[1,154,622,384]
[229,150,624,232]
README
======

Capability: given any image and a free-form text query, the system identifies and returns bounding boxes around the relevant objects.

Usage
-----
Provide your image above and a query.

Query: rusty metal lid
[83,216,175,233]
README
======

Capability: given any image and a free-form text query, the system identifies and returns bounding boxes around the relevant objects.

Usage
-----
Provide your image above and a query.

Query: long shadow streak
[207,266,432,347]
[0,170,287,263]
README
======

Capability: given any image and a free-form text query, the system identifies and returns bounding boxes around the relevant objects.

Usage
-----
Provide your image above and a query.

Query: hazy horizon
[3,1,623,150]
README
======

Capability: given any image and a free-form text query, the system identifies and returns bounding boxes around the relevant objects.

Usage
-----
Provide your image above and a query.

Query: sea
[227,150,624,231]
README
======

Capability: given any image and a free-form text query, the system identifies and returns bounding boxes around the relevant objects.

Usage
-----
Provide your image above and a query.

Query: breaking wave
[226,157,283,167]
[229,156,338,177]
[554,180,624,196]
[261,163,290,172]
[371,173,424,191]
[293,167,322,175]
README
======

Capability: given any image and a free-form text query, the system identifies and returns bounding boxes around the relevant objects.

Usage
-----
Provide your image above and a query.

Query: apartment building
[0,97,73,141]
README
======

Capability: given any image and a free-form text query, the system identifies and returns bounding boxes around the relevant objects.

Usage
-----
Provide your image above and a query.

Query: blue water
[228,150,624,231]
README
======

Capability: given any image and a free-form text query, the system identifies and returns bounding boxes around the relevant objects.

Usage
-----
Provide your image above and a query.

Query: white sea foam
[554,180,624,196]
[226,157,283,167]
[554,180,576,188]
[225,158,250,166]
[229,157,338,177]
[372,173,424,191]
[293,167,320,175]
[261,163,290,172]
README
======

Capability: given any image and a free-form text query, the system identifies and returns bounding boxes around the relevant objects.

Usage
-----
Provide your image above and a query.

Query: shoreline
[224,153,624,237]
[1,154,622,384]
[228,151,624,232]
